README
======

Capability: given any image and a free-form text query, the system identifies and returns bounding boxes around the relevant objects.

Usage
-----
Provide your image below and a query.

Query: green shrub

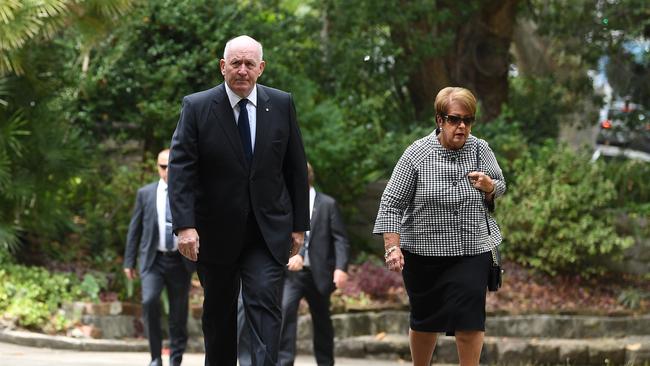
[601,158,650,215]
[496,141,634,276]
[0,264,102,330]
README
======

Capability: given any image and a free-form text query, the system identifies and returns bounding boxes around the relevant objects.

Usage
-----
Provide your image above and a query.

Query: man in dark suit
[123,149,194,366]
[278,163,350,366]
[168,35,309,366]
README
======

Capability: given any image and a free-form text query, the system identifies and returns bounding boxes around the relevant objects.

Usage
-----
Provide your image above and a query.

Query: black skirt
[402,250,491,336]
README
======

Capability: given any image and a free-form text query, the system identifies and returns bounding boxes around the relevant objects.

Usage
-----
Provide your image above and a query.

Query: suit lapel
[210,84,248,168]
[149,182,159,243]
[251,85,271,172]
[310,192,321,232]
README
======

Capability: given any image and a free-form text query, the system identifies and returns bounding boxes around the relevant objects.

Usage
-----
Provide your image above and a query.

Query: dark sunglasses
[158,164,168,169]
[440,113,475,126]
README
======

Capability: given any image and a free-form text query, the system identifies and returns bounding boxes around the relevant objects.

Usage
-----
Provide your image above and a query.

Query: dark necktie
[165,189,173,251]
[237,99,253,164]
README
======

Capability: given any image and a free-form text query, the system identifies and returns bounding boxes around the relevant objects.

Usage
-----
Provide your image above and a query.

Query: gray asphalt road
[0,341,412,366]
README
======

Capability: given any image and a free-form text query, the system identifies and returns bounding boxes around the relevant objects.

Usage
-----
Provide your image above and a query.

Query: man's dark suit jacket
[168,83,310,265]
[123,182,194,274]
[301,191,349,295]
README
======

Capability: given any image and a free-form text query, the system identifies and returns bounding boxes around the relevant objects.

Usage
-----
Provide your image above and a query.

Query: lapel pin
[265,107,269,112]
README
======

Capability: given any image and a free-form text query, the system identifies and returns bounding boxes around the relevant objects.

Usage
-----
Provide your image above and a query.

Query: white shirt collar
[224,83,258,109]
[158,179,167,190]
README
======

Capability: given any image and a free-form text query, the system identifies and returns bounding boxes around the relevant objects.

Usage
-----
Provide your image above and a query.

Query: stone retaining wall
[63,303,650,341]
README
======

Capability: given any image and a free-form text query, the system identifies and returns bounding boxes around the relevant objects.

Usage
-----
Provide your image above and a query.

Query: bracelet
[384,245,399,259]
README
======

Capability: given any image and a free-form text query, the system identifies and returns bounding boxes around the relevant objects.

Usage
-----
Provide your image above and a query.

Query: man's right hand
[178,228,200,262]
[287,254,304,272]
[289,231,304,257]
[123,268,137,280]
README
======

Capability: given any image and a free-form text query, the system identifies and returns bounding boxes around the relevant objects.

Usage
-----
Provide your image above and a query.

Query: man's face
[157,151,169,183]
[220,41,265,98]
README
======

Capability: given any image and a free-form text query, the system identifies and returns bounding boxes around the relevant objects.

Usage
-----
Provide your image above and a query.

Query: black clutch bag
[487,248,502,292]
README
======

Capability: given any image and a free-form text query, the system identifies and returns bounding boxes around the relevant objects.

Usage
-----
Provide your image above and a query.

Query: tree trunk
[393,0,520,122]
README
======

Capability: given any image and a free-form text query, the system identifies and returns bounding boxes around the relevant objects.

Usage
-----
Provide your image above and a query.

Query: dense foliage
[0,1,648,330]
[0,263,104,331]
[496,141,634,275]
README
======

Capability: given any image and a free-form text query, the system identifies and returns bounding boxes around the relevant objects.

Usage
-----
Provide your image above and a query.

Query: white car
[592,101,650,162]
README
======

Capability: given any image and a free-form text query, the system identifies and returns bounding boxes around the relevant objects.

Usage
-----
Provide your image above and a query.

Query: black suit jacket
[168,83,310,265]
[301,191,350,295]
[123,182,194,275]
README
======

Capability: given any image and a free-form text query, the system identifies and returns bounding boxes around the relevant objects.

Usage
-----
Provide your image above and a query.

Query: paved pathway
[0,341,413,366]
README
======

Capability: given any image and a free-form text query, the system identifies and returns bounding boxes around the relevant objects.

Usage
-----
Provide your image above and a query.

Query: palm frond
[0,0,73,75]
[0,0,21,24]
[83,0,134,18]
[36,0,70,18]
[0,148,10,191]
[0,76,8,106]
[0,109,30,158]
[0,220,20,255]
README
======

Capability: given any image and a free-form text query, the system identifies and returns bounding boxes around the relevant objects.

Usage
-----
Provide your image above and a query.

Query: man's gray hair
[223,35,263,61]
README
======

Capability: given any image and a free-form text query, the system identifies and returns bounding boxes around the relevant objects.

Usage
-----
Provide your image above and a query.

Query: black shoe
[170,359,182,366]
[149,358,162,366]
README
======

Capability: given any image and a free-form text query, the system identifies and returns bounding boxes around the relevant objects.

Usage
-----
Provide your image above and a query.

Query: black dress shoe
[149,358,162,366]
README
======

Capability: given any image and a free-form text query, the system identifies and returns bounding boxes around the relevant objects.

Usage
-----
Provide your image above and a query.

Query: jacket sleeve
[479,139,506,212]
[329,200,350,271]
[282,94,310,232]
[168,96,199,232]
[123,189,144,269]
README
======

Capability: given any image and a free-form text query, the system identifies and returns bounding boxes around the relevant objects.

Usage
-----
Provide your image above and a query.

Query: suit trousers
[237,289,252,366]
[279,269,334,366]
[198,214,285,366]
[141,252,192,364]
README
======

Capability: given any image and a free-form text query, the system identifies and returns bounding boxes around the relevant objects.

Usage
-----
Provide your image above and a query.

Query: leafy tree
[317,0,521,124]
[527,0,650,106]
[0,0,134,259]
[0,0,134,75]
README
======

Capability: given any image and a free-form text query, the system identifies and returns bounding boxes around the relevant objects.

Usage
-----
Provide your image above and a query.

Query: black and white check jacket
[373,132,505,256]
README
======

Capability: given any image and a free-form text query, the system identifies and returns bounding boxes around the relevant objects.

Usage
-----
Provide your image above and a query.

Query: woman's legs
[455,330,484,366]
[409,329,437,366]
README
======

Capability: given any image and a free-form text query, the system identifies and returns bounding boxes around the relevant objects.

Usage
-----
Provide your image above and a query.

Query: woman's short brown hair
[434,87,477,117]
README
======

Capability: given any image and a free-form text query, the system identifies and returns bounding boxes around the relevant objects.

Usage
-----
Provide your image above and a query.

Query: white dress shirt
[303,187,316,267]
[156,179,177,252]
[225,83,258,152]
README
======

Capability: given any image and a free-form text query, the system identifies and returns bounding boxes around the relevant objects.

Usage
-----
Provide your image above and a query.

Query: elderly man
[168,35,309,366]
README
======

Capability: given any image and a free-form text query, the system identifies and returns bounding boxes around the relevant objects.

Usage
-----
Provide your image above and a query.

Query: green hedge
[495,141,634,276]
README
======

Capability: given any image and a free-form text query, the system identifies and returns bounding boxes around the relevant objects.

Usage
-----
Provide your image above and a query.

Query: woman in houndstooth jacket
[374,87,506,366]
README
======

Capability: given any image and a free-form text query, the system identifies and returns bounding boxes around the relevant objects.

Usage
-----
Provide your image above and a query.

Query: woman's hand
[468,171,495,196]
[385,246,404,272]
[383,233,404,272]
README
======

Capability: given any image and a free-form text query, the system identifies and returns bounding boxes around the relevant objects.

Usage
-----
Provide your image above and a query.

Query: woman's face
[437,101,473,150]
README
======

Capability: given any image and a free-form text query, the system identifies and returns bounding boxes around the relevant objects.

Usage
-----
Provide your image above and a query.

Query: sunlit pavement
[0,341,418,366]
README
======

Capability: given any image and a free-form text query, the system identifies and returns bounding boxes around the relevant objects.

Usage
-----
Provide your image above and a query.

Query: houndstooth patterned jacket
[373,132,506,257]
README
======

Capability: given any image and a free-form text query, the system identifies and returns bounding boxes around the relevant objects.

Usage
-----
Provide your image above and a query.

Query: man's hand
[289,231,304,257]
[333,269,348,289]
[287,254,304,272]
[123,268,137,280]
[178,228,200,262]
